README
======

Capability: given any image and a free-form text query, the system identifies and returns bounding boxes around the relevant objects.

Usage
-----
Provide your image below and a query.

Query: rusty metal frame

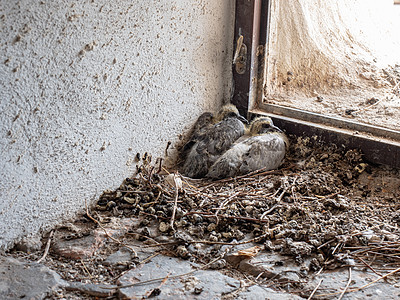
[233,0,400,168]
[232,0,269,117]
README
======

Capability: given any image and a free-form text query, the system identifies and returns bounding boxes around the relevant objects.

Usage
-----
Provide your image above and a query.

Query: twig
[332,242,342,255]
[307,278,323,300]
[357,256,383,277]
[260,204,281,219]
[214,191,240,223]
[142,234,266,248]
[145,272,171,297]
[85,200,137,257]
[138,253,160,265]
[36,230,54,263]
[184,211,270,223]
[315,267,324,276]
[112,251,226,289]
[349,266,400,293]
[170,182,179,231]
[317,238,335,250]
[338,267,352,300]
[80,259,93,279]
[199,166,288,188]
[354,98,384,113]
[316,265,400,297]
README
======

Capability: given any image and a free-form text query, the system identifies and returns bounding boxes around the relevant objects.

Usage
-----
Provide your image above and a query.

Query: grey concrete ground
[2,248,400,299]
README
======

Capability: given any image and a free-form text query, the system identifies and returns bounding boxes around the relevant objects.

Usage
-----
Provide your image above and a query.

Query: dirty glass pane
[263,0,400,131]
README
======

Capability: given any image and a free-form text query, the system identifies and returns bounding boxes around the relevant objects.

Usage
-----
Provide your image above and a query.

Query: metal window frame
[232,0,400,168]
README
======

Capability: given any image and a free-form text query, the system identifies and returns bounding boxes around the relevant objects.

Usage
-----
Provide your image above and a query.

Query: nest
[95,135,400,273]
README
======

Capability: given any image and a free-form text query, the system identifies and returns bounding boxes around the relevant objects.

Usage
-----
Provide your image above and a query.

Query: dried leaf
[234,246,261,258]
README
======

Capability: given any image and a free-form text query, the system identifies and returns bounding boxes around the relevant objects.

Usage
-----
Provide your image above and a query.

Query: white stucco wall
[0,0,235,250]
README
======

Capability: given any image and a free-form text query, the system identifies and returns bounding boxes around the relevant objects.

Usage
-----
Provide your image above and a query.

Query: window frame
[232,0,400,168]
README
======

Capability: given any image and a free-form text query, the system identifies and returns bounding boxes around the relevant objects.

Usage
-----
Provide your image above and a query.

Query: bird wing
[204,118,245,155]
[239,134,286,175]
[206,142,251,179]
[181,112,214,154]
[181,143,210,178]
[181,115,245,179]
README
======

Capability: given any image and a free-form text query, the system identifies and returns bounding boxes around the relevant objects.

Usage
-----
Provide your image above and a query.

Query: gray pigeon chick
[206,117,288,179]
[179,112,214,164]
[182,104,248,178]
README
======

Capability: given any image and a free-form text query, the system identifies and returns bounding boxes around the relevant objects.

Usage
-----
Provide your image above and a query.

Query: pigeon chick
[179,112,214,160]
[206,117,288,179]
[181,104,248,178]
[178,112,214,166]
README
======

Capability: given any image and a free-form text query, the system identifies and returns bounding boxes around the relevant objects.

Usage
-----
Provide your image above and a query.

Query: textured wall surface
[0,0,235,250]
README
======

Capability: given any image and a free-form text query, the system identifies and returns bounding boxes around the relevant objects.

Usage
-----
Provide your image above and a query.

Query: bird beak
[270,124,283,132]
[237,115,249,124]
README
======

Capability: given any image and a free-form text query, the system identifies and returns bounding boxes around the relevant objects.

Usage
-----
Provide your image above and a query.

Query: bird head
[215,104,248,124]
[249,117,278,135]
[249,116,289,149]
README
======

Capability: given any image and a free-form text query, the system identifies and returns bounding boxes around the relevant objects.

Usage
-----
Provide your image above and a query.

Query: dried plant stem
[184,211,269,223]
[170,185,179,230]
[143,234,266,248]
[357,256,383,277]
[316,266,400,297]
[85,200,137,257]
[36,230,54,263]
[338,267,352,300]
[214,191,240,223]
[307,278,323,300]
[112,252,226,289]
[348,266,400,293]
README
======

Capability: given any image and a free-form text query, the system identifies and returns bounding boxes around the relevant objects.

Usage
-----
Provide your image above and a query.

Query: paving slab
[52,217,138,259]
[237,284,303,300]
[303,268,400,299]
[0,256,66,300]
[226,251,307,284]
[117,255,241,299]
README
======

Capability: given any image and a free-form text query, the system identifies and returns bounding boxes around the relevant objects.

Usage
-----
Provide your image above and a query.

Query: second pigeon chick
[178,112,214,166]
[206,117,288,179]
[182,104,247,178]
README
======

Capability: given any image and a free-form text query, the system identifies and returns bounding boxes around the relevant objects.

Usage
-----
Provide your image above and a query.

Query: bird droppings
[6,134,400,298]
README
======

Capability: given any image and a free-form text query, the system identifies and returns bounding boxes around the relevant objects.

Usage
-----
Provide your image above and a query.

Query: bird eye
[228,112,237,118]
[262,123,270,128]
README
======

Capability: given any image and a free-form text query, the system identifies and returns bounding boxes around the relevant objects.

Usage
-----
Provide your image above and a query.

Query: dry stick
[354,97,385,113]
[80,259,93,279]
[214,191,240,223]
[307,278,323,300]
[198,166,286,189]
[317,238,336,250]
[184,211,270,223]
[143,234,266,248]
[146,271,171,297]
[169,180,179,231]
[338,267,352,300]
[84,200,137,257]
[316,265,400,297]
[331,242,342,255]
[357,256,383,277]
[260,204,281,219]
[36,230,54,263]
[112,252,226,289]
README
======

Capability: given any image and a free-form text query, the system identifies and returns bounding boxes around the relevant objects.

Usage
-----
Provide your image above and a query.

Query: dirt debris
[6,135,400,299]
